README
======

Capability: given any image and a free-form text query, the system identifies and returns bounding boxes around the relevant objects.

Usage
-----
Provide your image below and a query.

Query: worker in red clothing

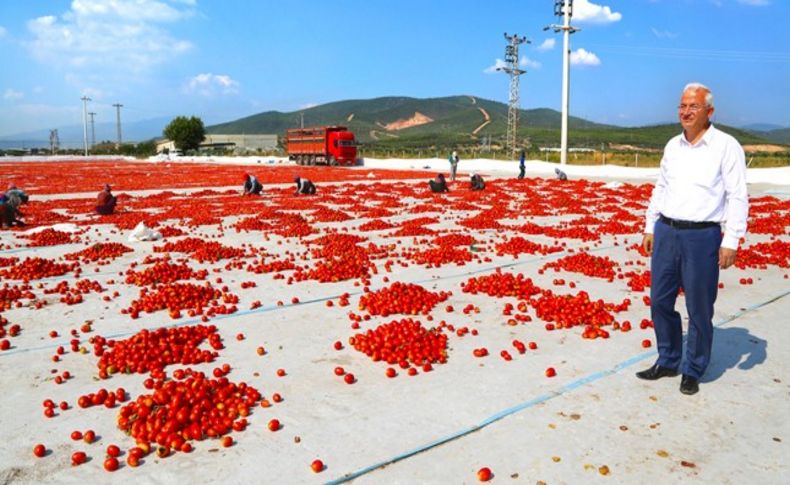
[96,184,117,215]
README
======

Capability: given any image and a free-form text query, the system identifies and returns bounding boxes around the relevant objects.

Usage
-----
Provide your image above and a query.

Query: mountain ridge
[206,95,781,149]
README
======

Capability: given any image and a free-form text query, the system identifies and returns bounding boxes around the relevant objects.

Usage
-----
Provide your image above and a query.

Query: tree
[163,116,206,152]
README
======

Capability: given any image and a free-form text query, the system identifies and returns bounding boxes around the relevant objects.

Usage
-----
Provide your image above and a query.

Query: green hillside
[207,95,775,150]
[765,127,790,144]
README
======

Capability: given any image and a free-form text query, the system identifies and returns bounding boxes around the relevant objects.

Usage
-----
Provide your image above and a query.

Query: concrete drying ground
[0,159,787,484]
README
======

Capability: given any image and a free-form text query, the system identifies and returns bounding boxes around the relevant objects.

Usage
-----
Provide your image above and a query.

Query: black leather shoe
[680,375,699,395]
[635,364,678,381]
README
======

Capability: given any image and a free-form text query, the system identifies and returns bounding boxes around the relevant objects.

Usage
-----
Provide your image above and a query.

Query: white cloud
[32,86,44,94]
[300,103,318,110]
[570,48,601,66]
[651,27,679,39]
[0,26,7,37]
[483,59,508,74]
[25,0,194,72]
[536,38,556,51]
[571,0,622,24]
[69,0,191,23]
[3,89,24,100]
[737,0,769,5]
[185,73,240,96]
[519,56,541,69]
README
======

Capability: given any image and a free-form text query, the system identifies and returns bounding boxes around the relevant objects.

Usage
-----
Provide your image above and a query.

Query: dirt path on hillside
[472,108,491,135]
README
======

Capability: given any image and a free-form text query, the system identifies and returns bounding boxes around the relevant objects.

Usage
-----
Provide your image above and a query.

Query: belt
[659,214,719,230]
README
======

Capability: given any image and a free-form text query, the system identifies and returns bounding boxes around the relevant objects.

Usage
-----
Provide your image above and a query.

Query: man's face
[678,89,714,133]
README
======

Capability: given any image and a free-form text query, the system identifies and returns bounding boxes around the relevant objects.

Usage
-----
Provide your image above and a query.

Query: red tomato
[71,451,87,466]
[477,467,493,481]
[104,457,119,472]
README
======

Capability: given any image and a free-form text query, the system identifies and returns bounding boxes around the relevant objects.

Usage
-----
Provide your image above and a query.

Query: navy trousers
[650,219,721,379]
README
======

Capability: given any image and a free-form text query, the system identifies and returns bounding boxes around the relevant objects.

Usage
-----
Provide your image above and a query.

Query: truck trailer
[285,126,357,166]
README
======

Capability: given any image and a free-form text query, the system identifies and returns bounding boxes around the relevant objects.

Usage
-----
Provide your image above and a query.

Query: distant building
[156,134,278,154]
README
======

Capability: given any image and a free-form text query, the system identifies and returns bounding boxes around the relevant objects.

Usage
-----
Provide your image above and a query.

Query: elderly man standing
[637,82,748,395]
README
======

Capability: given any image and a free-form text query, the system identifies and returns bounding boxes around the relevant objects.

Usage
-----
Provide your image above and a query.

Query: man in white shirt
[636,82,748,395]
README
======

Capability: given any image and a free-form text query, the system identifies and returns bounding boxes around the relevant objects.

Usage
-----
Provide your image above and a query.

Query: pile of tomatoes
[349,318,448,368]
[735,240,790,270]
[407,246,473,268]
[64,242,134,263]
[540,252,618,281]
[22,228,78,247]
[0,283,35,310]
[530,289,631,331]
[123,282,238,320]
[94,325,223,377]
[43,279,105,305]
[358,282,451,316]
[125,261,208,286]
[461,272,542,300]
[117,370,261,452]
[0,257,79,281]
[154,238,246,263]
[624,270,651,292]
[495,237,562,257]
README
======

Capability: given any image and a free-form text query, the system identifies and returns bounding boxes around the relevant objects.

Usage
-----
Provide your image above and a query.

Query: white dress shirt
[645,124,749,250]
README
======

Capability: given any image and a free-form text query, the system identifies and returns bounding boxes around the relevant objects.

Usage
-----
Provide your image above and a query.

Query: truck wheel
[328,156,337,166]
[309,157,316,166]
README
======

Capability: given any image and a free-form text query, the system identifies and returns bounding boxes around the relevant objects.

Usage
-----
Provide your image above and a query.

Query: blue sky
[1,0,789,138]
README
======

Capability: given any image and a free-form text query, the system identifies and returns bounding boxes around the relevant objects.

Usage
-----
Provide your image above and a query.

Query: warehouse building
[156,134,278,154]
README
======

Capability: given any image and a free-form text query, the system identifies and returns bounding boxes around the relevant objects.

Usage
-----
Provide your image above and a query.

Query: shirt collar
[680,123,716,147]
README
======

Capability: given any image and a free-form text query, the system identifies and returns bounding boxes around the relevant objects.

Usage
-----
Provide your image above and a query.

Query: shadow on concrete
[702,326,767,383]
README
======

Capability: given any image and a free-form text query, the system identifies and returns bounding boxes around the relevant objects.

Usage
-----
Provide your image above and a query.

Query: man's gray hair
[684,82,714,108]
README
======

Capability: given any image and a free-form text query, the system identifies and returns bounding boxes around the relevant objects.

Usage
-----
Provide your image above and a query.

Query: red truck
[285,126,357,166]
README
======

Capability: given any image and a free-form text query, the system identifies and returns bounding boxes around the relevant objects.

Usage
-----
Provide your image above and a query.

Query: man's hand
[642,233,654,256]
[719,247,737,269]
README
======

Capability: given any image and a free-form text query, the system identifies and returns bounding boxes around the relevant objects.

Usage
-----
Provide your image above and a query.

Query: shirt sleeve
[644,150,669,234]
[720,139,749,250]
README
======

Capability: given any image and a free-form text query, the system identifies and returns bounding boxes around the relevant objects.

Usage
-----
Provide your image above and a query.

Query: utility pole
[49,129,59,155]
[81,95,91,156]
[88,112,97,148]
[545,0,580,166]
[497,33,530,161]
[113,103,123,149]
[300,112,304,129]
